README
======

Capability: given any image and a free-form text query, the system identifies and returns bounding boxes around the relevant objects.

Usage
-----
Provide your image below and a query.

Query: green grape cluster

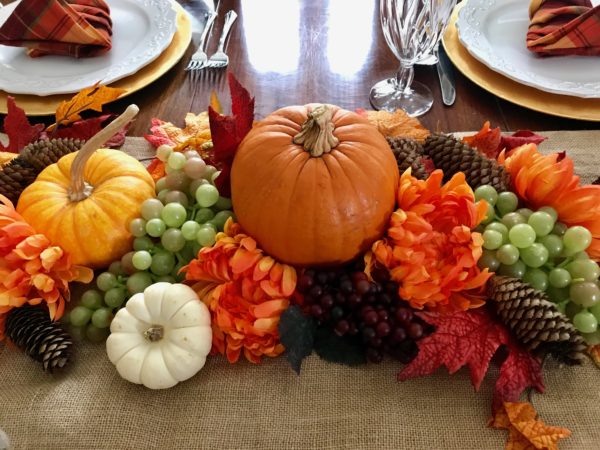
[69,145,234,342]
[474,185,600,339]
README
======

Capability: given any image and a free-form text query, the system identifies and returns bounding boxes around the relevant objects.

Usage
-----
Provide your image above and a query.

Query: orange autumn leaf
[490,402,571,450]
[587,344,600,367]
[209,90,222,114]
[463,120,502,159]
[362,109,430,142]
[0,151,18,167]
[146,158,166,182]
[47,82,126,131]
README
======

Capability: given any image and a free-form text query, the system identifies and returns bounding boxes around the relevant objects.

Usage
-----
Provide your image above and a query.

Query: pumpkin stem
[144,325,164,342]
[68,104,140,201]
[292,104,339,157]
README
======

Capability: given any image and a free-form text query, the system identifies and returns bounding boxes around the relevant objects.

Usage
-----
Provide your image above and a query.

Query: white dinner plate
[0,0,177,96]
[456,0,600,98]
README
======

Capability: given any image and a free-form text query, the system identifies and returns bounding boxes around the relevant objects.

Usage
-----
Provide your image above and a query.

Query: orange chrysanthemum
[0,195,93,340]
[499,144,600,259]
[184,219,296,364]
[365,170,491,312]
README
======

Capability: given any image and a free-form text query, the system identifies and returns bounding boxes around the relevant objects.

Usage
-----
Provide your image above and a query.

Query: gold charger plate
[442,2,600,122]
[0,1,191,116]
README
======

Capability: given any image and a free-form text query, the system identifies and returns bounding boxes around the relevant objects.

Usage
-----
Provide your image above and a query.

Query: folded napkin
[0,0,112,58]
[527,0,600,56]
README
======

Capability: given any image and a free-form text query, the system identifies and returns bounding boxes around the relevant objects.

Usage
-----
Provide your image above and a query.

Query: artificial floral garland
[1,73,600,449]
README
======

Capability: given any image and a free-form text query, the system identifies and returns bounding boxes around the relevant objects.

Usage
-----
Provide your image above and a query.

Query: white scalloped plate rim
[0,0,177,96]
[456,0,600,99]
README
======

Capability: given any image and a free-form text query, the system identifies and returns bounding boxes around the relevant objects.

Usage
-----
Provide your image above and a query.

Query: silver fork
[185,10,218,71]
[205,10,238,69]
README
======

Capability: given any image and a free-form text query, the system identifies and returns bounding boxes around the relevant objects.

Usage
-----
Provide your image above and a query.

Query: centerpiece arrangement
[1,74,599,449]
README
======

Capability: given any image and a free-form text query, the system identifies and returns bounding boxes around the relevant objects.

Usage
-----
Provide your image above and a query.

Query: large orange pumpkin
[17,105,155,269]
[230,103,399,266]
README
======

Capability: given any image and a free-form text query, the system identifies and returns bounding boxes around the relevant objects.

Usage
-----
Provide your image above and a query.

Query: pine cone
[387,137,428,180]
[19,138,84,172]
[592,176,600,185]
[0,158,37,204]
[487,276,586,365]
[4,305,73,372]
[423,133,511,192]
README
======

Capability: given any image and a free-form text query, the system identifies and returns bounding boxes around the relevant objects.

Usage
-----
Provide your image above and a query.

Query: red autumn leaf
[500,130,546,154]
[399,308,506,390]
[41,115,129,148]
[208,72,255,197]
[0,96,44,153]
[144,118,176,148]
[462,121,502,159]
[399,307,544,408]
[493,341,545,413]
[420,156,435,176]
[146,158,165,182]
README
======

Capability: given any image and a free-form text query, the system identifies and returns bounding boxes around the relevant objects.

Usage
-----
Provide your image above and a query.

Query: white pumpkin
[106,282,212,389]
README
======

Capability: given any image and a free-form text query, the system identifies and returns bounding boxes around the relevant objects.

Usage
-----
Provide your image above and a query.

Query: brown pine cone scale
[387,137,428,180]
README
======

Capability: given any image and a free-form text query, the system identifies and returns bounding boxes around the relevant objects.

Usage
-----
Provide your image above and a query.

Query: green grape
[566,259,600,282]
[171,261,186,282]
[60,312,70,325]
[552,222,568,236]
[212,210,235,231]
[479,202,495,225]
[167,151,187,170]
[565,300,582,318]
[190,241,202,257]
[204,221,218,232]
[569,281,600,308]
[496,191,519,216]
[508,224,536,249]
[573,310,598,334]
[81,290,104,310]
[195,184,220,207]
[548,268,571,288]
[203,165,218,180]
[582,329,600,345]
[210,170,221,184]
[86,324,110,343]
[184,157,207,179]
[108,261,124,276]
[196,224,217,246]
[184,149,200,159]
[129,218,147,237]
[181,220,201,240]
[104,287,127,309]
[180,241,195,262]
[69,306,93,327]
[474,185,498,206]
[573,251,590,260]
[563,226,593,253]
[189,178,209,197]
[155,177,167,193]
[498,261,527,278]
[523,268,548,291]
[496,244,520,265]
[157,189,169,204]
[483,230,503,250]
[156,275,176,283]
[555,300,568,315]
[485,222,508,240]
[501,212,526,229]
[538,206,558,222]
[195,207,215,223]
[133,236,154,251]
[161,203,187,228]
[120,251,136,275]
[519,243,549,268]
[161,228,186,252]
[527,211,554,237]
[165,190,189,207]
[150,251,176,276]
[68,325,87,342]
[538,234,563,259]
[478,249,500,271]
[156,144,173,162]
[141,198,164,220]
[126,272,153,295]
[132,250,152,270]
[146,218,167,237]
[165,170,190,191]
[215,196,233,211]
[590,302,600,321]
[97,272,117,291]
[516,208,533,220]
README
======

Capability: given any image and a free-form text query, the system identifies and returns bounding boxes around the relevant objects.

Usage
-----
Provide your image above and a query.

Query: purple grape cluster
[296,266,430,364]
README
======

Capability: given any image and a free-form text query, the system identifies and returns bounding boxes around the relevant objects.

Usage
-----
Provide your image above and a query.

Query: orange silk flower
[184,219,296,364]
[0,194,93,339]
[365,169,491,312]
[499,144,600,260]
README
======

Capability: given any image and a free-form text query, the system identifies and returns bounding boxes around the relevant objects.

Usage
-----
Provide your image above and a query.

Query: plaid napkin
[527,0,600,56]
[0,0,112,58]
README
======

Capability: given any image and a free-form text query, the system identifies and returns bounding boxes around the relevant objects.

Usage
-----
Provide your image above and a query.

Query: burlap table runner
[1,132,600,450]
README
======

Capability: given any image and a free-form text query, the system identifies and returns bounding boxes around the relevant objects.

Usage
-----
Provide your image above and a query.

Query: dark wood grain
[1,0,599,136]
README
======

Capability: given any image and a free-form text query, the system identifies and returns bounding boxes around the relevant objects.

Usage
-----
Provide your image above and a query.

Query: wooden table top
[1,0,599,136]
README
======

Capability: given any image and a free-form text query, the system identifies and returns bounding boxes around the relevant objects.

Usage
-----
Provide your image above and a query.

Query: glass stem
[395,63,414,94]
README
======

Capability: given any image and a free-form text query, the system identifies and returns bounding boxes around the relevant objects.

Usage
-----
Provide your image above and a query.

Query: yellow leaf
[155,111,212,151]
[47,82,126,131]
[210,90,222,114]
[364,109,430,142]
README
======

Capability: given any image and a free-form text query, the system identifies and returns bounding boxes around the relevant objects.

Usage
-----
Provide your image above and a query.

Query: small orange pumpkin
[230,103,399,266]
[17,105,155,269]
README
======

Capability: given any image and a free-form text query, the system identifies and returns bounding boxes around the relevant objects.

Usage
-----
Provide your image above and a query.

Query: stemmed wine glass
[369,0,457,117]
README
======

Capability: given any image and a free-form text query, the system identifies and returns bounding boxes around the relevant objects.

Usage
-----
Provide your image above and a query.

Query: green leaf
[314,327,367,366]
[278,305,316,374]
